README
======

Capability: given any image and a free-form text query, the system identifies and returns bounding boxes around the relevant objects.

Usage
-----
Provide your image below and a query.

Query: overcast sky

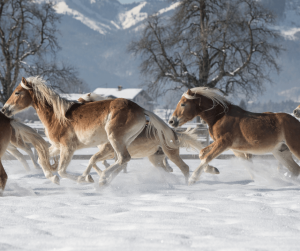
[119,0,143,4]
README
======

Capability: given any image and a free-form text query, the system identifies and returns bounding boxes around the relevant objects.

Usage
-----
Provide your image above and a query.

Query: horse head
[2,77,33,117]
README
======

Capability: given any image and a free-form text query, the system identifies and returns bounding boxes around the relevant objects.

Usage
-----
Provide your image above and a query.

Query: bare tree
[129,0,282,97]
[0,0,83,104]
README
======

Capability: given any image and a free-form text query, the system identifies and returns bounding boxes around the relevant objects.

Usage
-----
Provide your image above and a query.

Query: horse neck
[197,98,228,128]
[31,94,60,129]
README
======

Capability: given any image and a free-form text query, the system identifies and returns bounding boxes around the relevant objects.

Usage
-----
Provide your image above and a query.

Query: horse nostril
[169,120,174,125]
[294,110,298,115]
[1,108,5,113]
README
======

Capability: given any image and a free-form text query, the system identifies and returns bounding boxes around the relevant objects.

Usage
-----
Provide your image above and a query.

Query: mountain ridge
[44,0,300,104]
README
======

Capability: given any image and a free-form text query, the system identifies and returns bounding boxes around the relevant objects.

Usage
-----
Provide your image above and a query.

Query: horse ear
[22,77,27,85]
[186,89,193,95]
[21,77,32,89]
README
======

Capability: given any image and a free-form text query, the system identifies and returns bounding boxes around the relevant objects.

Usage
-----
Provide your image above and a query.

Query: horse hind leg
[7,144,30,172]
[99,118,145,187]
[272,143,300,177]
[77,143,115,183]
[18,143,41,170]
[0,125,11,192]
[161,146,190,184]
[232,150,255,180]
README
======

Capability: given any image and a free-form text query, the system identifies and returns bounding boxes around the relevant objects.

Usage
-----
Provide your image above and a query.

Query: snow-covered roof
[93,88,143,100]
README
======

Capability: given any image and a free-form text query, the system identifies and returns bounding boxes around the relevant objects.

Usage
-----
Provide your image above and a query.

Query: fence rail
[12,124,275,161]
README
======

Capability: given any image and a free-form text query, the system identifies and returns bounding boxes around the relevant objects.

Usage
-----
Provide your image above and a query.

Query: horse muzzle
[1,106,13,117]
[294,108,300,118]
[169,116,179,128]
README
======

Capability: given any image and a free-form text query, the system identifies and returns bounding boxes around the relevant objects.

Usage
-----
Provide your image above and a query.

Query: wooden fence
[4,124,276,161]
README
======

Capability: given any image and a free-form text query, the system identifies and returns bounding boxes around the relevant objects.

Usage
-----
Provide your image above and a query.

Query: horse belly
[127,137,159,158]
[231,137,282,155]
[76,127,107,148]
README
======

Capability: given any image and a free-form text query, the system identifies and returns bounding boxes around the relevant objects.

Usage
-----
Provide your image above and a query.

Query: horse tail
[143,109,179,149]
[10,120,58,172]
[176,128,204,151]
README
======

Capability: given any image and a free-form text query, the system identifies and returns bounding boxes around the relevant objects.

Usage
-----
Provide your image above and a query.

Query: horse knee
[118,154,131,165]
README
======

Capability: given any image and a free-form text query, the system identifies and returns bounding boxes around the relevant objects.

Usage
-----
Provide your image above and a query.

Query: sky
[119,0,143,3]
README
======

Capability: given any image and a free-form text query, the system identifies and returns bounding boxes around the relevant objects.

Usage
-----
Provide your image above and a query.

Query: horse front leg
[77,143,115,183]
[57,146,77,181]
[0,160,8,193]
[189,137,231,185]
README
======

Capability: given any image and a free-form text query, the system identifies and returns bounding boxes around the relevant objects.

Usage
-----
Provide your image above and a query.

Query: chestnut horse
[76,93,220,183]
[0,113,57,192]
[3,76,180,186]
[169,87,300,185]
[294,105,300,119]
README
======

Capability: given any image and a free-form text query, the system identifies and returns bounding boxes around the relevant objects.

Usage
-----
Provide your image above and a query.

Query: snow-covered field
[1,157,300,250]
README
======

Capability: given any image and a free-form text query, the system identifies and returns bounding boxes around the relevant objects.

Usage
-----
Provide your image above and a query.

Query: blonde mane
[26,76,75,124]
[183,87,229,112]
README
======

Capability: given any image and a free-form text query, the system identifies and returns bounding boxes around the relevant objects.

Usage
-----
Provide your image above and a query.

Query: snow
[54,2,110,35]
[119,2,148,29]
[93,87,142,99]
[1,157,300,250]
[157,2,180,15]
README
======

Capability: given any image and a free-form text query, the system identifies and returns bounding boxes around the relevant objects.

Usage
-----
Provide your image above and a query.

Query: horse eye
[15,92,20,96]
[181,103,185,107]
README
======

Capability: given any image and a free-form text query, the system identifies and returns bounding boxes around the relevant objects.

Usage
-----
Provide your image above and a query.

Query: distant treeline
[246,100,299,113]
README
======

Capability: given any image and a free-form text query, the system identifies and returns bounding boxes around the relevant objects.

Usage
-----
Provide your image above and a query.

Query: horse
[294,105,300,119]
[7,134,41,172]
[74,94,220,183]
[169,88,300,185]
[2,76,181,187]
[0,112,57,192]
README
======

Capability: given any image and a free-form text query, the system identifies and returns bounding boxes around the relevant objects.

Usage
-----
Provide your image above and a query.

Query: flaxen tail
[176,128,204,151]
[10,120,58,172]
[143,109,179,149]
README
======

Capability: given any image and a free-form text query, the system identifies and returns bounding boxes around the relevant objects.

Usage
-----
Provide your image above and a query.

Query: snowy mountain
[49,0,175,92]
[44,0,300,103]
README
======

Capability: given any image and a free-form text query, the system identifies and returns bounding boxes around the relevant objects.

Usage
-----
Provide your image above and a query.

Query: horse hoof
[213,167,220,174]
[77,176,85,183]
[188,178,197,186]
[86,175,94,183]
[99,178,107,187]
[167,167,173,173]
[50,175,60,185]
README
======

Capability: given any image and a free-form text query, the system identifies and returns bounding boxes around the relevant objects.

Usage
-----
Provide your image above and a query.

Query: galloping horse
[7,128,42,172]
[294,105,300,119]
[76,93,220,183]
[0,113,56,192]
[2,76,180,186]
[169,88,300,185]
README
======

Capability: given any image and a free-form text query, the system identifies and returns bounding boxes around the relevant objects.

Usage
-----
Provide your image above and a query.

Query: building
[93,86,154,111]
